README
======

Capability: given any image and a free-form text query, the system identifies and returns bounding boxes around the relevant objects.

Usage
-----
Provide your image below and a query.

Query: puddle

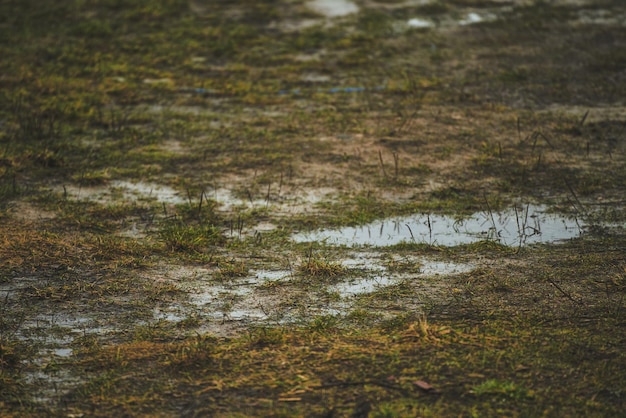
[58,181,187,205]
[330,254,473,298]
[418,260,474,276]
[331,276,394,297]
[256,270,292,281]
[407,18,435,29]
[404,10,500,31]
[143,253,474,337]
[576,9,626,26]
[210,188,268,211]
[9,311,116,406]
[293,205,585,247]
[110,181,187,204]
[189,281,257,307]
[458,12,497,26]
[307,0,359,18]
[52,348,73,358]
[403,5,625,32]
[210,186,336,214]
[25,368,84,404]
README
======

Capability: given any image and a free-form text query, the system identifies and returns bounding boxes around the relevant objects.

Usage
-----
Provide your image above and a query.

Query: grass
[0,0,625,416]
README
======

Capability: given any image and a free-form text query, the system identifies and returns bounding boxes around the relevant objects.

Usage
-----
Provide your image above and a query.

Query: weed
[0,0,624,416]
[157,216,222,253]
[307,315,338,333]
[214,258,249,281]
[297,247,346,280]
[471,379,532,400]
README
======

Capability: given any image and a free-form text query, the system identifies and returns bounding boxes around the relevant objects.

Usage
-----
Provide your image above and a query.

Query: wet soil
[0,0,625,416]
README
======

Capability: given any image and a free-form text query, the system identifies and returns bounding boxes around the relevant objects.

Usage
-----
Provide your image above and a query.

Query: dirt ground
[0,0,625,416]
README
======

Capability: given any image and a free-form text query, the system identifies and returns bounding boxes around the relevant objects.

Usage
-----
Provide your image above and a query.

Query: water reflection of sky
[293,205,585,247]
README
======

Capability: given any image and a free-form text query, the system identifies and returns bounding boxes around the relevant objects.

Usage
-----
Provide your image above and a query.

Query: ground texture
[0,0,625,416]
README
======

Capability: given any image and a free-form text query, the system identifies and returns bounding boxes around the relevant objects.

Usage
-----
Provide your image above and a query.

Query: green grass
[0,0,624,416]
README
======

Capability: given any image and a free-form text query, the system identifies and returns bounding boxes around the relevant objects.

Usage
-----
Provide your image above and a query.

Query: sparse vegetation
[0,0,624,416]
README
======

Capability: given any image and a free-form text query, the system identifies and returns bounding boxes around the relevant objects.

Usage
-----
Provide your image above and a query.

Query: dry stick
[564,178,586,216]
[530,131,556,154]
[483,194,499,241]
[307,244,313,265]
[514,206,523,248]
[537,132,556,150]
[406,223,416,243]
[517,117,522,142]
[426,213,432,245]
[530,132,539,154]
[399,107,420,133]
[378,150,388,178]
[546,276,582,305]
[393,152,399,179]
[579,109,589,126]
[237,215,244,237]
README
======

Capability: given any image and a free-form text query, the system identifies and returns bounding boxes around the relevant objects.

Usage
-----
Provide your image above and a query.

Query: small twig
[406,223,416,243]
[547,277,582,305]
[483,194,499,241]
[393,152,399,179]
[579,110,589,126]
[378,150,388,178]
[563,178,586,216]
[198,190,204,216]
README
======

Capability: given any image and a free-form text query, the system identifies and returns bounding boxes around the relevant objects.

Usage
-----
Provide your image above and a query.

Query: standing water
[293,205,585,247]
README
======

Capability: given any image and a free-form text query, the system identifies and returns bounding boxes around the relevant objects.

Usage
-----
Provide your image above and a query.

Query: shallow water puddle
[418,260,474,276]
[407,17,435,29]
[176,276,271,322]
[9,311,117,403]
[458,12,497,26]
[293,205,584,247]
[59,181,187,205]
[330,255,473,298]
[110,181,187,204]
[331,276,394,297]
[211,186,337,215]
[307,0,358,18]
[404,9,499,30]
[151,254,473,329]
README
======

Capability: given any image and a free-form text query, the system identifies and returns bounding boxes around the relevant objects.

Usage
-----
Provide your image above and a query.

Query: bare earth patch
[0,0,624,416]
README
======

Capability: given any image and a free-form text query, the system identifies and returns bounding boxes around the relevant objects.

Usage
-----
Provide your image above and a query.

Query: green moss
[0,0,625,415]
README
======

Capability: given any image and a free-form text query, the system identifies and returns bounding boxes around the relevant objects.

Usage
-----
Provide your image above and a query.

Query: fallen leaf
[413,380,434,392]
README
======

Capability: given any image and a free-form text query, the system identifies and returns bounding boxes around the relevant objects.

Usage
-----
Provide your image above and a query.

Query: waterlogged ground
[1,0,625,416]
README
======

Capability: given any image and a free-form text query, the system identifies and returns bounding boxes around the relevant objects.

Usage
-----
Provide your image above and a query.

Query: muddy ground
[0,0,625,416]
